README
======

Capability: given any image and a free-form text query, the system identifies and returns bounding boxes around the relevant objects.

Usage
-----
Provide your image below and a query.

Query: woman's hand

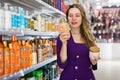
[90,53,100,65]
[59,31,70,44]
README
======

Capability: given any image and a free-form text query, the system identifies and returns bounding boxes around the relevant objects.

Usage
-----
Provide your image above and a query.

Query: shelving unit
[0,56,57,80]
[0,0,63,79]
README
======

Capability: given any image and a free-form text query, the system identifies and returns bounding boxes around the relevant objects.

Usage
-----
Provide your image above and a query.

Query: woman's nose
[72,16,76,21]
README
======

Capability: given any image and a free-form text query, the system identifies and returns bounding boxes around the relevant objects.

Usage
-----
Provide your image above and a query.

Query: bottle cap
[12,34,17,41]
[3,41,7,47]
[60,18,65,23]
[9,43,12,49]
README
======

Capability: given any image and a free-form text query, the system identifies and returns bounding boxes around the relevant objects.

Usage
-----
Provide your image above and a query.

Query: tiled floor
[93,59,120,80]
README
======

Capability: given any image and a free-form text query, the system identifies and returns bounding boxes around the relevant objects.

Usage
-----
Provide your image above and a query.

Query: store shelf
[11,0,65,17]
[0,71,22,80]
[35,0,65,17]
[0,30,23,36]
[23,56,57,75]
[0,30,59,38]
[23,30,59,37]
[0,56,57,80]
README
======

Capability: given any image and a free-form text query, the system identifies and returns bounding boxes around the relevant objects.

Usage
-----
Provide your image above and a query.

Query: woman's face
[68,7,82,29]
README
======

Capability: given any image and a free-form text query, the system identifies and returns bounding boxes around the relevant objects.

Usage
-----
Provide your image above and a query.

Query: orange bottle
[26,40,32,67]
[45,39,49,57]
[3,41,10,75]
[9,43,15,74]
[52,39,57,55]
[18,40,22,69]
[45,21,49,32]
[29,41,33,66]
[0,35,3,77]
[11,34,20,71]
[21,40,27,69]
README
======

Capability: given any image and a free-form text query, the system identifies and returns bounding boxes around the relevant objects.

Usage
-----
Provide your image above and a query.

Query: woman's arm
[57,31,70,69]
[60,42,67,63]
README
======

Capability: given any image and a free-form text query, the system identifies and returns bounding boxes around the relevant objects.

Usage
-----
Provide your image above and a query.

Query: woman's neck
[71,28,80,35]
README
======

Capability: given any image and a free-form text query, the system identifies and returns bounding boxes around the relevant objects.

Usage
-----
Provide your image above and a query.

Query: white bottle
[0,3,4,30]
[14,6,19,29]
[32,43,37,65]
[24,10,29,30]
[10,6,16,29]
[4,3,12,30]
[37,45,43,62]
[18,7,25,30]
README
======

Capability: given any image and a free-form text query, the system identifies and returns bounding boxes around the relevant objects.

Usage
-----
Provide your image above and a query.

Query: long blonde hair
[66,4,96,48]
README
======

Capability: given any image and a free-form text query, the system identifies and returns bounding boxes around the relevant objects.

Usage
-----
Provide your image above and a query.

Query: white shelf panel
[23,30,59,37]
[0,30,59,38]
[0,30,23,36]
[0,56,57,80]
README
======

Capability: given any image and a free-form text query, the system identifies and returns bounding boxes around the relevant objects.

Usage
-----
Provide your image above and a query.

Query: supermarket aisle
[94,59,120,80]
[94,43,120,80]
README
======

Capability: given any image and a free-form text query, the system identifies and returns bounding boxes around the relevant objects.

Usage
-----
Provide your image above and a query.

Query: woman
[57,4,100,80]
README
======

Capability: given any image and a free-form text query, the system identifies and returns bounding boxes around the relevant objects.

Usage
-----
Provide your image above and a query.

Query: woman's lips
[71,22,77,25]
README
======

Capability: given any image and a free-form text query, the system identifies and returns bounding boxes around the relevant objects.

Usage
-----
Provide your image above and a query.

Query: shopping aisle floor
[93,59,120,80]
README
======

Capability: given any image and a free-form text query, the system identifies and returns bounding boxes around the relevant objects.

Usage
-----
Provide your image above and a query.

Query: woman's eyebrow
[69,13,81,15]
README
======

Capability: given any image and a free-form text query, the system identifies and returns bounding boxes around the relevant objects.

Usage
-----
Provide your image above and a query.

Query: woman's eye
[76,15,81,17]
[68,15,73,17]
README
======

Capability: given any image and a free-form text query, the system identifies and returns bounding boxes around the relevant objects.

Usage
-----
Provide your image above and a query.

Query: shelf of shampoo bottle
[9,0,65,17]
[0,56,57,80]
[0,29,59,37]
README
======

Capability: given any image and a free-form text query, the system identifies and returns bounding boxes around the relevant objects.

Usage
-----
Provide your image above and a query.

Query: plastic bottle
[32,42,37,65]
[0,3,5,30]
[21,40,27,69]
[59,18,70,31]
[9,43,15,74]
[52,39,57,55]
[4,3,12,30]
[0,35,3,76]
[3,41,10,75]
[25,40,32,67]
[11,34,20,71]
[10,6,18,29]
[18,7,25,29]
[37,44,43,63]
[24,10,29,29]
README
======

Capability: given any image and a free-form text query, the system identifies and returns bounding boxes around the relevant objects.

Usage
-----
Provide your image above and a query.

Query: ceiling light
[108,5,112,7]
[96,5,102,9]
[96,2,100,5]
[96,0,100,1]
[117,4,120,7]
[108,0,120,3]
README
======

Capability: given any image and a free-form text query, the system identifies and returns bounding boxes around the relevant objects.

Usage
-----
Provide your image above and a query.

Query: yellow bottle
[59,18,70,32]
